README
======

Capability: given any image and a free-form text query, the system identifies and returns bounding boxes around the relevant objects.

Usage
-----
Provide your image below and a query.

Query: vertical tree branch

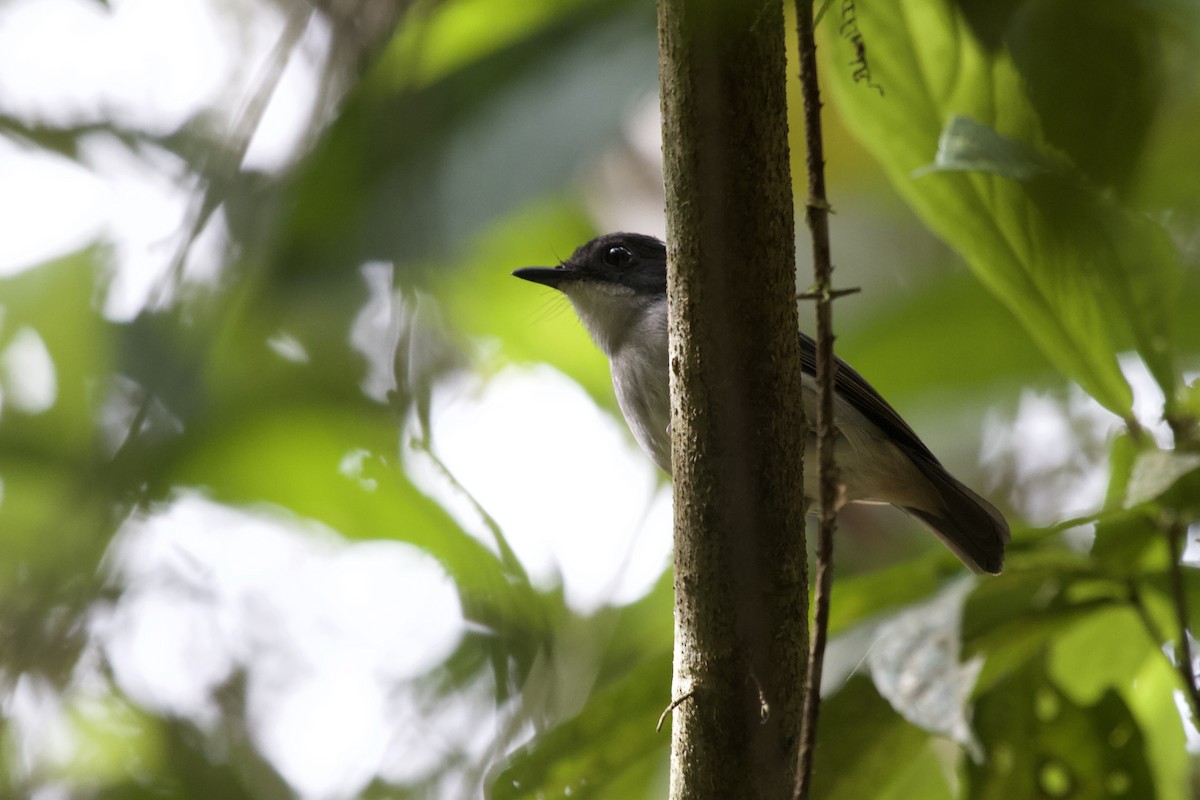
[1165,516,1200,723]
[657,0,809,797]
[793,1,840,797]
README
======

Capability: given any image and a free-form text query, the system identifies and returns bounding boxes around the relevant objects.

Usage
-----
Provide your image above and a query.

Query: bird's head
[512,233,667,354]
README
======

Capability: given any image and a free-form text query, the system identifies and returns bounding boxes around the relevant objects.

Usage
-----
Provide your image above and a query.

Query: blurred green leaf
[1041,597,1191,800]
[810,676,949,800]
[60,694,166,792]
[382,0,594,86]
[0,249,109,459]
[826,552,948,636]
[838,262,1054,404]
[591,568,673,683]
[821,2,1183,417]
[0,250,115,682]
[492,652,671,800]
[962,562,1126,693]
[1047,606,1158,706]
[490,570,672,798]
[1127,451,1200,516]
[274,0,657,277]
[1121,636,1194,800]
[1092,513,1168,575]
[1103,433,1140,512]
[993,0,1169,193]
[169,406,545,638]
[968,656,1155,799]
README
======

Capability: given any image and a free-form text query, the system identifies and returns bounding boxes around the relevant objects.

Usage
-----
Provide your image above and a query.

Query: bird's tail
[902,459,1010,574]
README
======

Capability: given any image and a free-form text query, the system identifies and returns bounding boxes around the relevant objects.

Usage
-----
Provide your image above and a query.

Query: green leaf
[968,656,1155,799]
[811,676,949,800]
[489,571,672,799]
[169,407,545,638]
[837,260,1054,405]
[962,562,1126,693]
[492,652,672,800]
[1126,450,1200,510]
[274,0,658,277]
[0,250,114,682]
[1121,636,1193,800]
[1103,432,1140,512]
[1091,513,1167,575]
[0,249,109,460]
[821,2,1182,416]
[1046,606,1158,707]
[827,552,948,637]
[958,0,1172,193]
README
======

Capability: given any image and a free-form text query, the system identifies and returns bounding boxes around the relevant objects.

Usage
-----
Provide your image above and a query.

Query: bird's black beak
[512,265,574,289]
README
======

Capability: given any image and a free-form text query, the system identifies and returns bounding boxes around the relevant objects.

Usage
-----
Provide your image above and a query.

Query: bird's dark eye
[604,246,633,267]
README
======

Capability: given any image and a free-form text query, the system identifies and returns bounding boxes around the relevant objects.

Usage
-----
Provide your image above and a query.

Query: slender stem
[1164,517,1200,722]
[793,0,840,797]
[412,435,529,584]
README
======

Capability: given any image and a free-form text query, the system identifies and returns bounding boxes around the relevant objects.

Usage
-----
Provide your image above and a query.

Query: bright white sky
[1,0,1190,797]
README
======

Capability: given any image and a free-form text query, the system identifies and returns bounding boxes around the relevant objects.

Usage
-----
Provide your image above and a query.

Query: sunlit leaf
[821,1,1183,417]
[1047,606,1159,706]
[1121,639,1194,800]
[0,249,108,459]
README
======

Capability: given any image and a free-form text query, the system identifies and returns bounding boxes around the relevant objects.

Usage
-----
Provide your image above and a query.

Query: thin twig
[657,689,697,732]
[797,287,860,302]
[411,435,530,584]
[149,5,314,312]
[793,0,841,796]
[1164,516,1200,722]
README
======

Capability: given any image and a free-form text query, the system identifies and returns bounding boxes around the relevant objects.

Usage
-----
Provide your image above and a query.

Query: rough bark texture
[657,0,809,797]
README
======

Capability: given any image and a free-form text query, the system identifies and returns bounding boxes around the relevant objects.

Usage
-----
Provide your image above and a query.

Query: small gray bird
[513,232,1010,574]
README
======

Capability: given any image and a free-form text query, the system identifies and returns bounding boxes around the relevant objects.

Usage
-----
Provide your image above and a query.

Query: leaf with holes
[967,655,1154,799]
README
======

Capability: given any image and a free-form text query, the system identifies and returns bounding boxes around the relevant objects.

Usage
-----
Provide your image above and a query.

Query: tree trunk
[657,0,809,797]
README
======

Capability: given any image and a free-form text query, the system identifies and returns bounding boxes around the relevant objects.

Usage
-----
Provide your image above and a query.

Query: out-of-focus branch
[1164,515,1200,723]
